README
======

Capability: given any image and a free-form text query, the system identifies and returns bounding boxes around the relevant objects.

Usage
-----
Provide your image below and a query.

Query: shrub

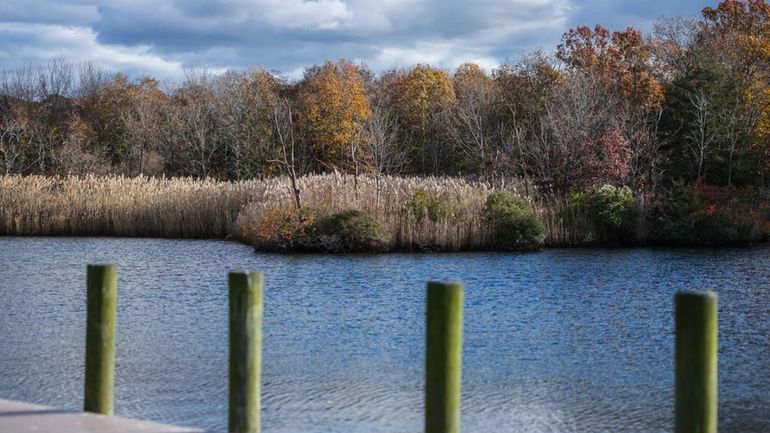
[483,191,545,249]
[573,185,637,244]
[312,209,382,252]
[237,205,316,251]
[649,181,760,245]
[403,188,452,222]
[239,206,382,252]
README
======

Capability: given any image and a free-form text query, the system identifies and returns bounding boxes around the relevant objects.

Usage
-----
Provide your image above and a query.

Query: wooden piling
[425,281,464,433]
[228,272,263,433]
[84,264,117,415]
[675,291,718,433]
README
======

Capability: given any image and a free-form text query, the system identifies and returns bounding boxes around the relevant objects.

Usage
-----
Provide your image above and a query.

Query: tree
[392,65,456,173]
[175,70,226,178]
[687,89,719,179]
[53,114,110,175]
[493,52,562,182]
[270,96,303,211]
[362,81,405,209]
[701,0,770,184]
[558,24,665,192]
[298,60,371,174]
[120,77,170,175]
[447,63,499,176]
[543,70,631,189]
[557,25,664,107]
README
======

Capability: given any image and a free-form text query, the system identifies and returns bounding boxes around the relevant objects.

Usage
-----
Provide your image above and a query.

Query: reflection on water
[0,237,768,432]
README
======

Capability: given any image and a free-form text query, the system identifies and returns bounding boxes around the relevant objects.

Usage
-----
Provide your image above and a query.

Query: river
[0,237,768,432]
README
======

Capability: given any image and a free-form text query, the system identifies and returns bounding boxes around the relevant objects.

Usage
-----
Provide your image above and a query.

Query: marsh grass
[0,173,597,250]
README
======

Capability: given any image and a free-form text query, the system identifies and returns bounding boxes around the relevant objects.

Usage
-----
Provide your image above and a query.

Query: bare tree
[36,57,74,100]
[542,70,625,188]
[1,64,38,102]
[270,97,302,211]
[719,92,756,186]
[687,89,718,179]
[363,99,404,207]
[447,68,499,177]
[0,117,35,174]
[77,61,110,98]
[176,70,222,177]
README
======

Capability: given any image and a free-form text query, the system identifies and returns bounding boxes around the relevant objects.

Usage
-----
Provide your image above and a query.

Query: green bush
[403,188,452,222]
[239,206,382,252]
[483,191,545,249]
[648,181,698,244]
[574,185,638,243]
[311,209,382,252]
[649,181,756,245]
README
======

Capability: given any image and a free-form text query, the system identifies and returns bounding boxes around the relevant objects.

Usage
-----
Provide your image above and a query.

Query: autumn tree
[298,60,371,174]
[544,70,632,189]
[53,114,110,175]
[79,73,133,166]
[558,24,665,192]
[701,0,770,184]
[120,77,170,175]
[392,65,456,174]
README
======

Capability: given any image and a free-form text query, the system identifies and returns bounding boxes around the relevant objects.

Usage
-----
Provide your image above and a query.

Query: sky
[0,0,719,79]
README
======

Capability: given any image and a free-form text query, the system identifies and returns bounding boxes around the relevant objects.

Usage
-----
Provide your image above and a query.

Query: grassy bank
[0,174,546,250]
[1,174,767,251]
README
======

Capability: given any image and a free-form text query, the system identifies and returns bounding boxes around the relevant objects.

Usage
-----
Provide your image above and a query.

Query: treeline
[1,1,769,192]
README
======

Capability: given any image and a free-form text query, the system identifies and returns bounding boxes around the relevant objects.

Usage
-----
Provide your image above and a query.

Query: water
[0,237,768,432]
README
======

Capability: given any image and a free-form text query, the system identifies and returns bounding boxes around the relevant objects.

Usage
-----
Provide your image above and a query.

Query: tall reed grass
[0,174,597,249]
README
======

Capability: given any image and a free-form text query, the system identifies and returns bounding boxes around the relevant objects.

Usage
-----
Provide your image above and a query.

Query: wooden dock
[0,399,201,433]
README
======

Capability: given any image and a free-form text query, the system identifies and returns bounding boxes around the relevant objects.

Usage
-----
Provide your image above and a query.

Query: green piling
[228,272,264,433]
[84,264,117,415]
[675,291,718,433]
[425,281,464,433]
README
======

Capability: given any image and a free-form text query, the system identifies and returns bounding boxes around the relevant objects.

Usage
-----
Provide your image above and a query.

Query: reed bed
[0,174,594,250]
[0,175,266,238]
[236,174,498,250]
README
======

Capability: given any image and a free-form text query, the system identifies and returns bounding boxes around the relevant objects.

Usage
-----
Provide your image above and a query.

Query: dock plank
[0,399,202,433]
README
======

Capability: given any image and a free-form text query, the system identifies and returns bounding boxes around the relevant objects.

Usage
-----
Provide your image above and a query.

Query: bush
[483,191,545,249]
[237,205,317,251]
[312,209,382,252]
[403,188,452,222]
[573,185,637,244]
[238,206,382,252]
[649,181,760,245]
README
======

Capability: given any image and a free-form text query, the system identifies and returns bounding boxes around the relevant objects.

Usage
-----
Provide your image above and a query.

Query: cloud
[0,0,718,78]
[0,22,183,77]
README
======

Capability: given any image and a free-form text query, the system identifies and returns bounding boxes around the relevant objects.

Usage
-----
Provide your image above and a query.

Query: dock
[0,399,201,433]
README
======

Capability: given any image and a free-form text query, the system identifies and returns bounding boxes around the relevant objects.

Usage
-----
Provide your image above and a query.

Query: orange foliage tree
[557,25,664,108]
[393,64,456,173]
[298,60,371,173]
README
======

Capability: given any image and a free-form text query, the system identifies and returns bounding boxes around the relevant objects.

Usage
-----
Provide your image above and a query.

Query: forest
[2,0,770,250]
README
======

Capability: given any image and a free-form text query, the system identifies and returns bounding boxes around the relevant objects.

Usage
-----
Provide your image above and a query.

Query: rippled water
[0,237,768,432]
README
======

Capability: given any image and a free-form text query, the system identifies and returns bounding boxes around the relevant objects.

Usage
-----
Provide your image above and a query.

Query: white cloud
[370,43,499,71]
[0,22,183,77]
[250,0,353,30]
[0,0,713,77]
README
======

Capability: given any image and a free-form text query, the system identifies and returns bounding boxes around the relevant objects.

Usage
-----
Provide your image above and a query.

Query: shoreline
[3,233,767,254]
[2,174,768,253]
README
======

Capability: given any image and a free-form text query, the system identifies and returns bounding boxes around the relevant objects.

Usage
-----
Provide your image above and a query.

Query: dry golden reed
[0,174,593,249]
